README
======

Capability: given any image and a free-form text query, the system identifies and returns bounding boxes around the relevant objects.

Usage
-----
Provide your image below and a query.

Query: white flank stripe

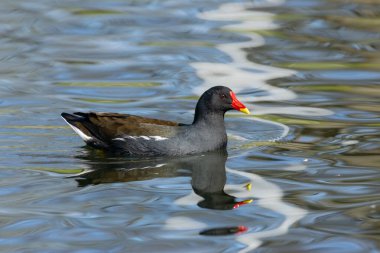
[113,135,168,142]
[112,138,126,142]
[151,136,168,141]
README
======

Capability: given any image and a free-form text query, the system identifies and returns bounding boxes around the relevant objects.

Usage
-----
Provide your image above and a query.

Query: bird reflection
[71,149,252,210]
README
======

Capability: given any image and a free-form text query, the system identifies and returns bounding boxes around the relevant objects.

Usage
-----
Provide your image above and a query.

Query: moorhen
[61,86,250,156]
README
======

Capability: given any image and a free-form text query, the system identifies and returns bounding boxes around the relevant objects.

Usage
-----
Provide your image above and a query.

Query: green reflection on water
[31,168,84,174]
[276,62,380,70]
[55,81,161,87]
[142,41,215,47]
[74,98,137,104]
[71,9,124,15]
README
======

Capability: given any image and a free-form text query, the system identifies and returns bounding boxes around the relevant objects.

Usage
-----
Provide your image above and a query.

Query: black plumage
[61,86,249,156]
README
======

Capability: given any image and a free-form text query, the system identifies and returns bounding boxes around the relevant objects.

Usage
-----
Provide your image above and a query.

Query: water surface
[0,0,379,252]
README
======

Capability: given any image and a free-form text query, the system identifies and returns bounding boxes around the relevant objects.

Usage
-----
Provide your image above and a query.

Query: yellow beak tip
[239,108,250,114]
[243,199,253,204]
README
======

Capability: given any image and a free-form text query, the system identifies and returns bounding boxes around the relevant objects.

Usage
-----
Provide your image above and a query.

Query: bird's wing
[62,112,180,147]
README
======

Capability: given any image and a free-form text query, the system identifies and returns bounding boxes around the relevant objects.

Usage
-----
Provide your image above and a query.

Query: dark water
[1,0,379,252]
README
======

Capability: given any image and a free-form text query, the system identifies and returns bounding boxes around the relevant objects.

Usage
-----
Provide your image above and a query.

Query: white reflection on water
[227,167,307,252]
[166,114,303,251]
[192,2,296,105]
[253,105,332,116]
[191,1,308,251]
[166,164,306,252]
[192,2,333,117]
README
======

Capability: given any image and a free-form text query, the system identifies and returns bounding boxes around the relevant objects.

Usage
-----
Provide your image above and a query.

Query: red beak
[230,91,250,114]
[237,226,248,233]
[233,199,253,209]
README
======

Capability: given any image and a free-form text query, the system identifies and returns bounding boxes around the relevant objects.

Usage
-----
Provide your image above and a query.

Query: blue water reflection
[0,0,379,252]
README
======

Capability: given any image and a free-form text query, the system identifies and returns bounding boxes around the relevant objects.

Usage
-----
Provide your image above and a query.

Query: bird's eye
[220,94,227,99]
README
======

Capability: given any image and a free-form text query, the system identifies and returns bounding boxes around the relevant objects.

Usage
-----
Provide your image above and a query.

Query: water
[0,0,379,252]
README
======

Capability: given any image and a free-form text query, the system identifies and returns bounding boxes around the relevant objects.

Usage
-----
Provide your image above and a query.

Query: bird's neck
[192,108,225,127]
[190,104,228,152]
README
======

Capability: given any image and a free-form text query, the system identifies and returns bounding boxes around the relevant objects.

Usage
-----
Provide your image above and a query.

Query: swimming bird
[61,86,250,156]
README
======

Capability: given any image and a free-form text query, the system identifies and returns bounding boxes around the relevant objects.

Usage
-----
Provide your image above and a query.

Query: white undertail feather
[62,116,92,142]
